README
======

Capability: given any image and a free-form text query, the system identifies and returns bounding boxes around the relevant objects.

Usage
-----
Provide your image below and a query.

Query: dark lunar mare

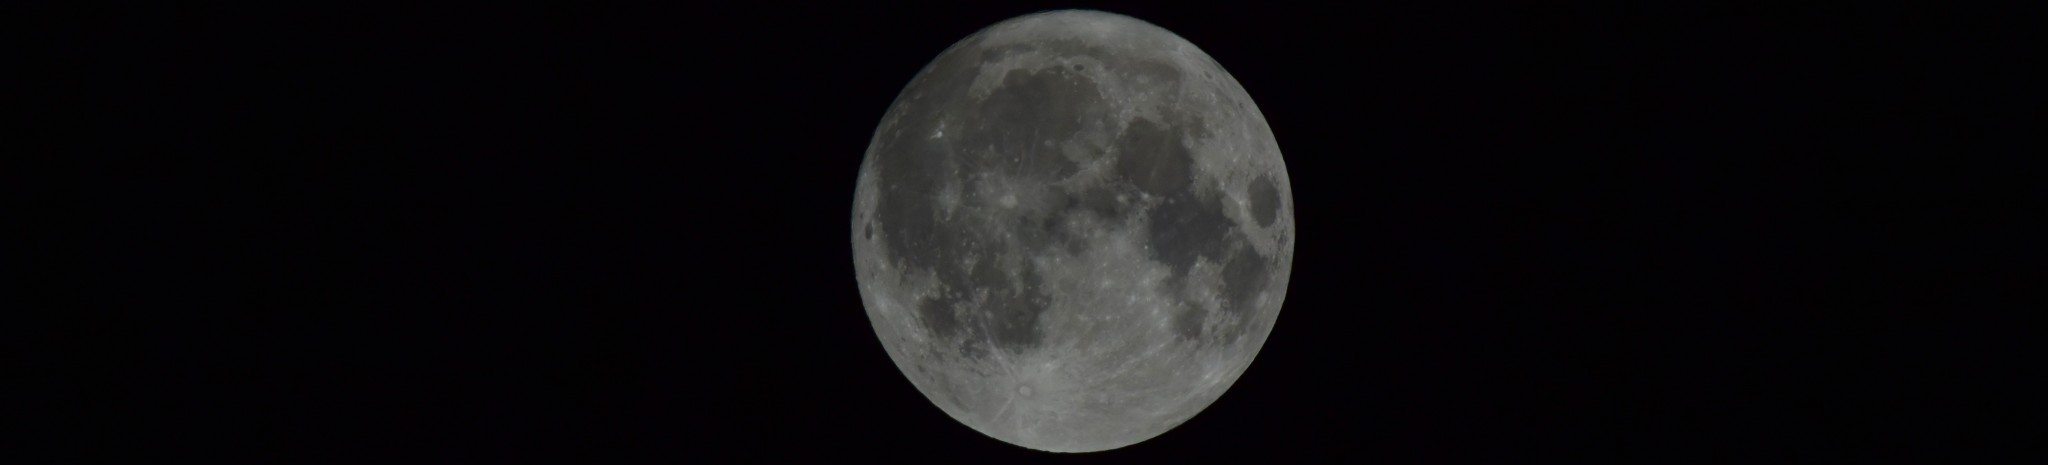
[1248,175,1281,228]
[873,38,1140,355]
[1115,110,1263,341]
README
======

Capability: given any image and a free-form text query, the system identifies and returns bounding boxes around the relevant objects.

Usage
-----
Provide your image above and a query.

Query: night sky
[18,2,2033,462]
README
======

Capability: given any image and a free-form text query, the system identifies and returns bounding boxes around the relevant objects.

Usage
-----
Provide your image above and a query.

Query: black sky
[18,1,2037,463]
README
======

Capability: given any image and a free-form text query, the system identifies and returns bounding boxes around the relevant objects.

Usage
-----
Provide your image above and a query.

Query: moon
[850,10,1293,452]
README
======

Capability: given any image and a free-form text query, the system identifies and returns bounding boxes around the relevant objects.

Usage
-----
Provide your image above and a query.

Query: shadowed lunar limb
[851,10,1293,453]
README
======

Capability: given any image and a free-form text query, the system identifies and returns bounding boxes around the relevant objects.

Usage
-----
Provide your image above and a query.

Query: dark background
[19,1,2036,462]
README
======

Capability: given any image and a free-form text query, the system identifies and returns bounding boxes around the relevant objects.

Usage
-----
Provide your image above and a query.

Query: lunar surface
[850,10,1293,452]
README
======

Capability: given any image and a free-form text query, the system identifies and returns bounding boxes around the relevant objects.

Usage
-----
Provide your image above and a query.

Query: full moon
[850,10,1293,452]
